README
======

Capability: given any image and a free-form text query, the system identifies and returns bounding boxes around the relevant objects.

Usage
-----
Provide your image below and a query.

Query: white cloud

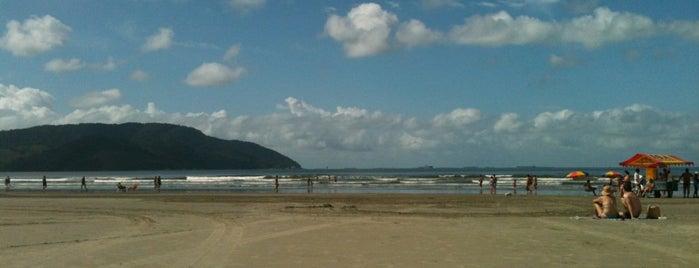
[44,58,86,73]
[130,70,149,82]
[223,43,241,61]
[449,11,554,46]
[185,62,246,87]
[324,3,398,58]
[420,0,465,9]
[228,0,266,12]
[100,56,117,71]
[433,108,482,127]
[561,7,656,48]
[548,54,577,68]
[0,15,71,56]
[326,4,699,57]
[0,84,56,129]
[396,19,442,47]
[142,27,174,51]
[493,113,522,133]
[69,88,121,109]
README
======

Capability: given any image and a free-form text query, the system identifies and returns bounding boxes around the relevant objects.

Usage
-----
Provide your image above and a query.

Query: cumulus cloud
[0,15,71,56]
[396,19,443,47]
[99,56,117,71]
[1,87,697,167]
[185,62,246,87]
[326,4,699,57]
[142,27,174,51]
[130,70,149,82]
[0,84,56,129]
[223,43,241,61]
[44,58,86,73]
[548,54,578,68]
[324,3,398,58]
[493,113,522,133]
[69,88,121,109]
[448,11,554,46]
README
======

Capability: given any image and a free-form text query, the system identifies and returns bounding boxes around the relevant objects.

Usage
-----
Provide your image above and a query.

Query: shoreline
[2,193,698,266]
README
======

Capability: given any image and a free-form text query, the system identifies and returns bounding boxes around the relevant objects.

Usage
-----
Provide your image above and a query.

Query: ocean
[1,167,644,196]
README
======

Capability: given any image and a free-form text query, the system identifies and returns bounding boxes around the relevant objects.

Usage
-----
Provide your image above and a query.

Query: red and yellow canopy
[619,154,694,168]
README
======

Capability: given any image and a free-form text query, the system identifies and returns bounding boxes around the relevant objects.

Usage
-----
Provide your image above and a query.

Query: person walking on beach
[532,175,538,195]
[275,175,279,192]
[157,176,162,192]
[584,180,597,196]
[680,168,692,198]
[80,176,88,191]
[153,176,159,192]
[5,176,10,191]
[42,176,47,191]
[478,175,484,194]
[525,175,533,195]
[489,175,497,195]
[633,169,643,194]
[693,171,699,198]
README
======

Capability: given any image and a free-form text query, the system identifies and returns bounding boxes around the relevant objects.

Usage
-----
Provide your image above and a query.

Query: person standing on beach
[489,175,497,195]
[693,171,699,198]
[680,168,692,198]
[275,176,279,192]
[5,176,10,190]
[42,176,47,192]
[157,176,162,192]
[532,175,538,195]
[633,169,643,194]
[154,176,158,192]
[80,176,88,191]
[525,175,533,195]
[478,176,484,194]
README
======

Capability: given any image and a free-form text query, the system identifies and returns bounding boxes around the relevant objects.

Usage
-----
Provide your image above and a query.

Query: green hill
[0,123,301,171]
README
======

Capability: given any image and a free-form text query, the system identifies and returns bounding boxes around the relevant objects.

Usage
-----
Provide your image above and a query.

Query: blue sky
[1,0,698,168]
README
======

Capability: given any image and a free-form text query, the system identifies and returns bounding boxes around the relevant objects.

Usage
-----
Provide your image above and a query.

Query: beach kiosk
[619,153,694,197]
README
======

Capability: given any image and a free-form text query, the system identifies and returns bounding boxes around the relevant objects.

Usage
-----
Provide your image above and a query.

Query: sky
[1,0,698,169]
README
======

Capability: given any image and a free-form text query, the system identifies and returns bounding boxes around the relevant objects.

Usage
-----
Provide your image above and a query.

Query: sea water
[0,167,634,196]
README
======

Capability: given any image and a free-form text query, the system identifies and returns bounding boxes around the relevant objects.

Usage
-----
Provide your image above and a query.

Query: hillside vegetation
[0,123,301,171]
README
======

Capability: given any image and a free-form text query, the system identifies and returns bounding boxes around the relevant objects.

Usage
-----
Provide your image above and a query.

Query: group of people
[4,176,89,191]
[477,174,537,195]
[592,182,642,219]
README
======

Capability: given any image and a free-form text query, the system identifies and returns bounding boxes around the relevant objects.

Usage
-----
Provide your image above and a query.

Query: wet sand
[1,193,698,267]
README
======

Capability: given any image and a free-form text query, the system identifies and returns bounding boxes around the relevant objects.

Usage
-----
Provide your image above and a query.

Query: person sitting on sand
[593,186,620,219]
[117,182,127,192]
[620,182,641,219]
[584,180,597,196]
[640,179,655,197]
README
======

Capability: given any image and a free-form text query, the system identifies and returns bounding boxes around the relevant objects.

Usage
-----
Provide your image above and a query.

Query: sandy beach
[1,192,698,267]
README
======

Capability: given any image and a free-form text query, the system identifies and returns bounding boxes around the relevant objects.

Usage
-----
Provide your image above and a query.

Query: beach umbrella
[565,171,589,179]
[602,171,622,178]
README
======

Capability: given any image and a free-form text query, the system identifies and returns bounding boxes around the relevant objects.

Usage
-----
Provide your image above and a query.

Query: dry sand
[1,192,698,267]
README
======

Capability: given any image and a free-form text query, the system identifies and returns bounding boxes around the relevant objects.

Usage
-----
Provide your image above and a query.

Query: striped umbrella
[602,171,622,178]
[565,171,589,179]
